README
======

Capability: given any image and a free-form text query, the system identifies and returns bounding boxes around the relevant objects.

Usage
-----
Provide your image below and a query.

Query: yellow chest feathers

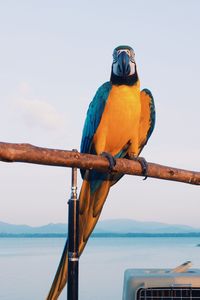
[93,84,141,155]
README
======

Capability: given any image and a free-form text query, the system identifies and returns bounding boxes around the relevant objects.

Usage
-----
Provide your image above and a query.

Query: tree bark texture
[0,142,199,185]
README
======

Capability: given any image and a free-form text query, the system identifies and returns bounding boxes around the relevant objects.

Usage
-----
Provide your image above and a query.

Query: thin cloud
[17,98,65,131]
[18,81,31,95]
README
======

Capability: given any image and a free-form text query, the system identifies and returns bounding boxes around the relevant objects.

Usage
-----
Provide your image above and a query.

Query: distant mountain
[0,219,199,235]
[94,219,199,234]
[0,221,67,234]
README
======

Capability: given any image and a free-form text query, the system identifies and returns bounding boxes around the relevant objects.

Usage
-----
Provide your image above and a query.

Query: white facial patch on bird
[112,48,136,76]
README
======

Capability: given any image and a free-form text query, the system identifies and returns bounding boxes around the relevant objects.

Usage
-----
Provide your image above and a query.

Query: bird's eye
[129,49,135,62]
[113,50,118,63]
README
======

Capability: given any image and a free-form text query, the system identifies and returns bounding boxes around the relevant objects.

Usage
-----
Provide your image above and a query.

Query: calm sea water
[0,237,200,300]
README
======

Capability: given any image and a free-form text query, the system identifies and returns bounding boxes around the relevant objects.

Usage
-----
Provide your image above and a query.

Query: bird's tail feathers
[46,240,68,300]
[46,172,111,300]
[79,174,111,252]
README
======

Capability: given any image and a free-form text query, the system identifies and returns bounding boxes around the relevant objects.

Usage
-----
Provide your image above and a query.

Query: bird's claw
[137,157,148,180]
[101,152,116,171]
[129,155,148,180]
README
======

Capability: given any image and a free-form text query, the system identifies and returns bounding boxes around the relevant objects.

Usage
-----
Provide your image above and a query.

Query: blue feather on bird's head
[110,45,138,86]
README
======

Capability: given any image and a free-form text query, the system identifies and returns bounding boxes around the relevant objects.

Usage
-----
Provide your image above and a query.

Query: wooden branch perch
[0,142,199,185]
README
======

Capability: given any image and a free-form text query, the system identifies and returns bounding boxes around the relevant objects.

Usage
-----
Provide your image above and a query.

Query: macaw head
[110,45,138,85]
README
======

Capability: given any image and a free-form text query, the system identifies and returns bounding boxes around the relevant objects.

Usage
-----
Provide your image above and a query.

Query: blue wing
[80,81,112,155]
[138,88,156,154]
[80,81,112,179]
[144,88,156,142]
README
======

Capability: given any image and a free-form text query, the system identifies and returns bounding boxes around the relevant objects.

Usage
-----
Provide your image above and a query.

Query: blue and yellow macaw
[47,45,155,299]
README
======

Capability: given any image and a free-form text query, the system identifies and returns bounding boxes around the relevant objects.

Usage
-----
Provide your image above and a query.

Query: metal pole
[67,167,79,300]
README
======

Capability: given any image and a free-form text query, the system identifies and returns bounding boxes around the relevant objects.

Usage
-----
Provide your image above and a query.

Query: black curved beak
[117,51,130,76]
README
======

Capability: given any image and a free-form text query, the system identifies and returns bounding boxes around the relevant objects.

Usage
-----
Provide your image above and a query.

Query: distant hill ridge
[0,219,199,235]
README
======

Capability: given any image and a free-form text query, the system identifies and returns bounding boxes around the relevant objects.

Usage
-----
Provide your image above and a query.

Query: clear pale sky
[0,0,199,227]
